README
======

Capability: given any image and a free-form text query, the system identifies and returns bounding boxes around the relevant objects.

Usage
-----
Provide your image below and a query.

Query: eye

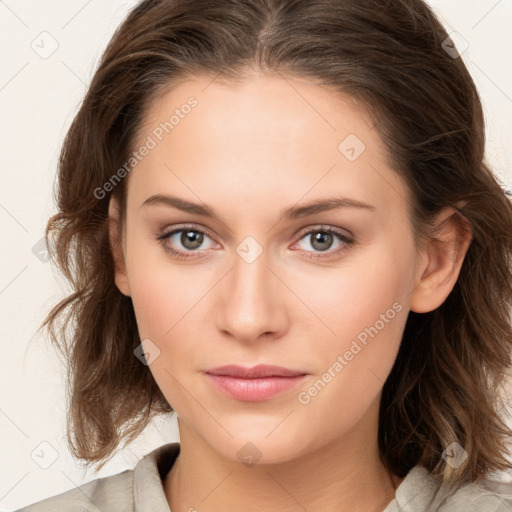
[157,225,218,259]
[293,226,354,259]
[157,224,354,260]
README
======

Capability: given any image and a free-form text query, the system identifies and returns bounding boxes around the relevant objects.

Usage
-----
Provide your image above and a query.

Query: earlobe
[409,206,472,314]
[108,197,131,297]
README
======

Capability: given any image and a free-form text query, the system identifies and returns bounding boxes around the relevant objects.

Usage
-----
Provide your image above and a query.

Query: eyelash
[156,224,354,261]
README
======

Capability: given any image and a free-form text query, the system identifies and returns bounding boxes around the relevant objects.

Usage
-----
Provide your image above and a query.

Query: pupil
[182,230,203,249]
[313,232,332,251]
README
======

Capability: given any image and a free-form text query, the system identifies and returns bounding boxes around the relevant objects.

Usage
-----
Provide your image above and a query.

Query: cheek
[128,270,174,340]
[125,233,209,338]
[293,234,413,341]
[295,239,413,417]
[293,307,407,437]
[126,256,207,411]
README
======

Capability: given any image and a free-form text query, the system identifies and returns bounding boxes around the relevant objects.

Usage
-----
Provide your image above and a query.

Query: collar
[133,442,180,511]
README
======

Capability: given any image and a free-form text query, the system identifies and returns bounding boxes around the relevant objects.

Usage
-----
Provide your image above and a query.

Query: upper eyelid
[295,224,353,240]
[160,224,218,244]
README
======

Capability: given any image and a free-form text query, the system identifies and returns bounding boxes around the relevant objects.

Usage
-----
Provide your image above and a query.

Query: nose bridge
[232,240,272,311]
[218,238,281,340]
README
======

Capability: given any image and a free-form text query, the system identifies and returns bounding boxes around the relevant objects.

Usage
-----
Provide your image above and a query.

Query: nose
[215,245,287,344]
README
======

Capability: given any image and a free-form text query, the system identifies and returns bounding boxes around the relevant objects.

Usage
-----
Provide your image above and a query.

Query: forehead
[127,73,411,223]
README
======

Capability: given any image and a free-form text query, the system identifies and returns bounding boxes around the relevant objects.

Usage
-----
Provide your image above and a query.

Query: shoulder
[439,476,512,512]
[388,465,512,512]
[14,470,134,512]
[13,442,180,512]
[390,465,512,512]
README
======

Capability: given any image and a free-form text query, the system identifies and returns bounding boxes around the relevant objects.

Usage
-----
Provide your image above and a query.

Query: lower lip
[205,374,308,401]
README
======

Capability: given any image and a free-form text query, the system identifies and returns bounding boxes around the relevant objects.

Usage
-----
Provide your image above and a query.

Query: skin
[109,71,472,512]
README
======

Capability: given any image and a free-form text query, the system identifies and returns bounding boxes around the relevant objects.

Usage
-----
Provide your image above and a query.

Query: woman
[16,0,512,510]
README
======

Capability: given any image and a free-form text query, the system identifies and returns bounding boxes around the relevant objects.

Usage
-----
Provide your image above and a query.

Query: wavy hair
[41,0,512,489]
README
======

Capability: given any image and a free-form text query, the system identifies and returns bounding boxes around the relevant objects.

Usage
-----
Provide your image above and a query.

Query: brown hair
[42,0,512,489]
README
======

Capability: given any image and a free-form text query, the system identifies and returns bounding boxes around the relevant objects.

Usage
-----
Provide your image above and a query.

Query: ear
[409,206,472,313]
[108,196,131,297]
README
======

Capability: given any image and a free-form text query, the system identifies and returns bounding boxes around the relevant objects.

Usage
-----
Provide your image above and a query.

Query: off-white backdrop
[1,1,511,510]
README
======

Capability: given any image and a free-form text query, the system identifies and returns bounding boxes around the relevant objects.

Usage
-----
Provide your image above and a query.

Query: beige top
[14,442,512,511]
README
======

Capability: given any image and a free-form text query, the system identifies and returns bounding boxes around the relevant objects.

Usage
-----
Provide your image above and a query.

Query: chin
[202,423,318,467]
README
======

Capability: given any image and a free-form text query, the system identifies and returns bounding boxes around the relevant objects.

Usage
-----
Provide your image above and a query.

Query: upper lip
[205,364,307,378]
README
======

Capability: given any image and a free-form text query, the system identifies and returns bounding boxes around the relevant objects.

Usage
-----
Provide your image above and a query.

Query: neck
[164,404,402,512]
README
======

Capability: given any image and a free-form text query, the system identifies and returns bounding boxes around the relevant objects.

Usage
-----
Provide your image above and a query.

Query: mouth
[205,364,307,378]
[204,364,308,401]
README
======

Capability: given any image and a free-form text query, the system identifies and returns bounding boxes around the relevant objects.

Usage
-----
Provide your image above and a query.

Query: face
[111,71,423,465]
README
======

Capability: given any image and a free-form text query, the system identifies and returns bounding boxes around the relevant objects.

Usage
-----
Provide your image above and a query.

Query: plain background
[1,1,511,510]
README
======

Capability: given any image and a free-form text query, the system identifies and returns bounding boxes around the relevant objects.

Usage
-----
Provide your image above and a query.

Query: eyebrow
[141,194,376,219]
